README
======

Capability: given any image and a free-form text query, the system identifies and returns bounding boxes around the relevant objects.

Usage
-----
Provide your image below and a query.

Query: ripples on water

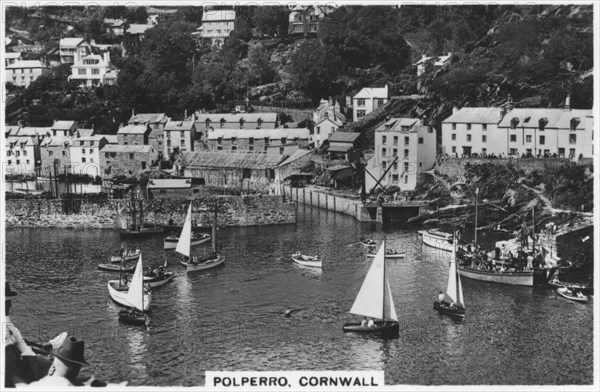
[5,207,593,386]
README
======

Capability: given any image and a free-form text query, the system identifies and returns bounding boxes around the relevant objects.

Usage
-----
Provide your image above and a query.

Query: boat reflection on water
[292,263,323,279]
[344,334,386,370]
[124,329,149,379]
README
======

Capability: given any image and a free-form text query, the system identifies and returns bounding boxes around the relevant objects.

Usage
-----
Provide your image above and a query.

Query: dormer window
[570,117,580,131]
[239,118,245,128]
[510,118,519,129]
[232,137,237,145]
[205,119,211,128]
[281,137,287,145]
[257,118,263,128]
[220,118,226,128]
[539,118,548,131]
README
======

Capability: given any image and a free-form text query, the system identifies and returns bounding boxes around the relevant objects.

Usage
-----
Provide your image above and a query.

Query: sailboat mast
[382,239,386,323]
[212,199,218,252]
[474,187,479,247]
[531,206,535,255]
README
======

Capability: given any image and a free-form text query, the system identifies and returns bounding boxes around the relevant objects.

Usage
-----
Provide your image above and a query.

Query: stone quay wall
[4,196,296,229]
[284,186,373,221]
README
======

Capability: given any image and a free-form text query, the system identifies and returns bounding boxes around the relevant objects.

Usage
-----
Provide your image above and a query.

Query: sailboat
[343,240,399,336]
[434,236,466,318]
[118,191,164,239]
[179,201,223,272]
[107,254,151,325]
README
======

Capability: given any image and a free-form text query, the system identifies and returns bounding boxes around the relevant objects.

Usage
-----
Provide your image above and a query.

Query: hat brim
[55,353,89,366]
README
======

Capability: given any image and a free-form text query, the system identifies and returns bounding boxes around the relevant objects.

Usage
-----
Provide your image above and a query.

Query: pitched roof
[17,127,52,136]
[103,135,118,144]
[353,85,388,100]
[6,60,47,69]
[5,52,21,59]
[59,37,85,47]
[497,108,592,130]
[277,149,312,167]
[41,137,72,147]
[5,125,21,136]
[72,134,106,142]
[101,144,154,153]
[117,124,150,134]
[181,151,285,170]
[127,24,154,35]
[164,119,195,131]
[6,136,37,146]
[207,128,310,140]
[442,107,504,124]
[316,117,343,127]
[196,112,278,124]
[75,128,95,137]
[104,18,126,27]
[328,132,361,143]
[328,142,354,153]
[52,120,76,130]
[148,179,192,189]
[128,113,168,124]
[376,117,420,132]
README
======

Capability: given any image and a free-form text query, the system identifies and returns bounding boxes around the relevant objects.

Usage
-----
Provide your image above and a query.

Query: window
[357,99,365,106]
[249,138,254,145]
[418,137,423,144]
[264,137,270,145]
[62,151,66,156]
[451,134,456,141]
[539,136,545,145]
[81,148,85,154]
[377,98,385,106]
[232,146,237,151]
[392,149,397,157]
[511,118,519,129]
[569,148,575,157]
[382,161,387,170]
[217,146,222,151]
[382,148,386,157]
[105,152,110,158]
[220,119,226,128]
[92,69,100,75]
[23,150,27,156]
[26,159,30,165]
[249,146,254,151]
[452,146,456,153]
[404,175,408,184]
[404,149,409,159]
[89,149,94,154]
[467,135,472,142]
[404,162,409,172]
[392,174,398,182]
[281,138,286,145]
[80,141,84,146]
[90,158,93,163]
[166,131,171,138]
[90,141,95,146]
[482,124,487,131]
[510,135,517,142]
[49,150,54,156]
[279,147,284,155]
[257,119,263,128]
[539,118,547,130]
[181,139,185,146]
[316,127,320,135]
[129,153,134,159]
[239,119,245,128]
[393,162,398,171]
[525,135,532,143]
[482,148,487,155]
[526,149,532,155]
[357,110,366,118]
[180,131,184,138]
[78,69,86,75]
[466,123,471,130]
[482,135,487,143]
[382,135,387,144]
[82,157,86,163]
[217,137,222,145]
[404,137,409,146]
[569,134,576,144]
[232,137,237,145]
[452,123,456,130]
[167,139,171,147]
[510,148,518,155]
[393,136,398,146]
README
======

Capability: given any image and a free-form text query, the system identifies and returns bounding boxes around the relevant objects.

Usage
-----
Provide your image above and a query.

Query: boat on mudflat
[291,252,322,268]
[418,229,453,251]
[556,287,589,303]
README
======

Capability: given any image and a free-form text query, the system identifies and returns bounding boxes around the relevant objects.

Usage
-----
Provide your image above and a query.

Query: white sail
[176,203,193,257]
[456,267,464,307]
[385,279,398,321]
[127,255,146,312]
[350,241,390,320]
[446,242,464,307]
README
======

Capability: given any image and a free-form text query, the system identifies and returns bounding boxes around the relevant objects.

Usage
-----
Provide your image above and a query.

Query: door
[141,161,147,170]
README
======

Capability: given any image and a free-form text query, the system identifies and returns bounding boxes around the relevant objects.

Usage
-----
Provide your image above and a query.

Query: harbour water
[5,208,593,386]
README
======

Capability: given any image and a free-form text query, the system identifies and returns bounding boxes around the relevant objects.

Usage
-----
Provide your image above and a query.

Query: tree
[129,7,148,24]
[252,6,289,37]
[288,40,344,103]
[247,44,275,85]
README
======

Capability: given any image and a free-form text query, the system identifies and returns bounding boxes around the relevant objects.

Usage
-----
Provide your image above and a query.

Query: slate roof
[442,108,504,124]
[148,179,192,189]
[41,137,72,147]
[51,120,76,130]
[196,112,278,125]
[353,86,388,100]
[376,118,420,132]
[117,124,150,134]
[128,113,168,124]
[6,60,47,69]
[101,144,154,153]
[497,108,592,130]
[277,149,312,167]
[164,119,195,131]
[328,132,361,143]
[207,128,310,140]
[181,151,285,169]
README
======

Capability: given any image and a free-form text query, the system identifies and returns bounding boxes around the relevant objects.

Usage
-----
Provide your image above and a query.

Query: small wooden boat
[557,287,589,303]
[291,252,322,268]
[359,238,377,247]
[418,229,453,251]
[98,263,135,273]
[343,240,399,337]
[164,233,211,250]
[143,261,174,288]
[107,255,151,313]
[458,265,534,286]
[110,249,140,263]
[434,237,466,318]
[118,308,147,326]
[548,277,592,294]
[367,251,405,259]
[181,254,224,272]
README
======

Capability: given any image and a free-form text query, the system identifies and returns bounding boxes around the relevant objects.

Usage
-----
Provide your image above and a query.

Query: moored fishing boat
[434,237,466,318]
[107,255,151,312]
[177,201,223,273]
[110,248,140,263]
[418,229,453,251]
[359,238,377,247]
[291,252,322,268]
[556,287,589,303]
[143,260,174,288]
[97,263,136,273]
[117,192,164,239]
[457,265,534,286]
[343,240,399,337]
[548,276,592,294]
[367,251,405,259]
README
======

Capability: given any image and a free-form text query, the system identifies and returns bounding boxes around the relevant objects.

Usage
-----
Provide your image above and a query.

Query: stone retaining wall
[5,196,296,229]
[284,187,373,221]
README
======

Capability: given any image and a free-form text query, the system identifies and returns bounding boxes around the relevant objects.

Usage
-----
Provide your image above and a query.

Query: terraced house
[100,144,159,177]
[70,135,108,177]
[40,137,72,175]
[5,136,41,174]
[164,118,196,157]
[206,128,310,153]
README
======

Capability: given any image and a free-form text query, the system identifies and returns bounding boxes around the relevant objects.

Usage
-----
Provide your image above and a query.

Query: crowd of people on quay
[4,283,119,388]
[458,243,546,272]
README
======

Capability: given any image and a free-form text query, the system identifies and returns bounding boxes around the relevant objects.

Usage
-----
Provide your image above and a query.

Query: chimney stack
[453,106,459,114]
[184,109,188,119]
[132,108,135,117]
[564,94,571,111]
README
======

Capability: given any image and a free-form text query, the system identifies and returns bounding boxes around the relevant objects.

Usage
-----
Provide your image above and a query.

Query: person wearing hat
[27,336,89,387]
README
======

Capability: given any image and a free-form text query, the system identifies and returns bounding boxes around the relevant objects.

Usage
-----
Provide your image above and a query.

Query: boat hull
[419,230,453,252]
[181,254,224,272]
[367,253,405,259]
[97,264,135,273]
[458,266,533,286]
[143,272,174,288]
[548,278,592,294]
[110,252,140,263]
[342,321,399,336]
[433,301,465,318]
[556,287,589,303]
[291,256,322,268]
[163,236,211,250]
[107,281,151,311]
[360,240,377,248]
[119,227,164,239]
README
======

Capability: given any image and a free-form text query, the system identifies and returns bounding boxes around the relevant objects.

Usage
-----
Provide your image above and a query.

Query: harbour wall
[284,186,373,221]
[4,196,296,229]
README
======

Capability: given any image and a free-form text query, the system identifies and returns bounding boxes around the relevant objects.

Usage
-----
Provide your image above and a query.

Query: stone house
[50,120,77,137]
[327,132,363,160]
[40,137,72,175]
[288,5,335,36]
[273,149,313,194]
[195,112,279,138]
[164,118,196,157]
[5,136,41,174]
[100,144,159,178]
[147,178,201,199]
[415,53,453,76]
[117,124,151,145]
[351,85,389,121]
[70,135,108,177]
[207,128,310,152]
